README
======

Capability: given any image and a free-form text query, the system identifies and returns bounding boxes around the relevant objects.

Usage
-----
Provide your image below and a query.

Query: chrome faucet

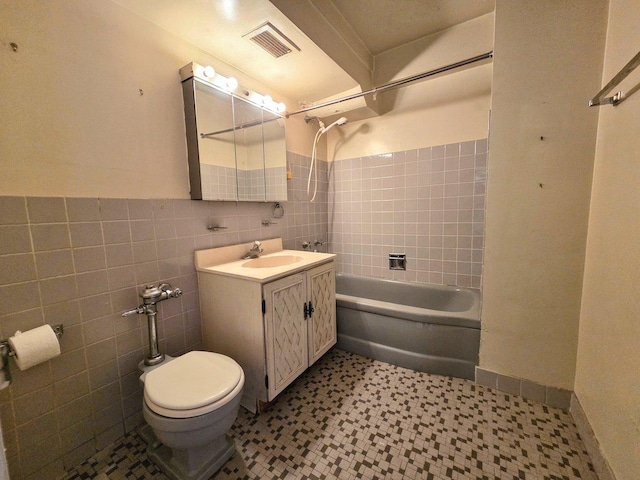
[242,240,263,259]
[302,240,325,252]
[122,283,183,366]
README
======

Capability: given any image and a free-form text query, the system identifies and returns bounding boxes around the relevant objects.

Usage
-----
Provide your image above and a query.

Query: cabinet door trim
[307,262,337,366]
[263,273,308,400]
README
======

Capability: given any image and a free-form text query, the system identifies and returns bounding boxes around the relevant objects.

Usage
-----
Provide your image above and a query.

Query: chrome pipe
[122,284,183,366]
[145,307,164,366]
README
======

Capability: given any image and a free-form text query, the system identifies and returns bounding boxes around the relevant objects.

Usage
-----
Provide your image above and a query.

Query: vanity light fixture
[265,100,286,114]
[243,90,264,105]
[259,95,287,114]
[243,91,286,114]
[186,62,286,114]
[225,76,238,91]
[194,65,237,92]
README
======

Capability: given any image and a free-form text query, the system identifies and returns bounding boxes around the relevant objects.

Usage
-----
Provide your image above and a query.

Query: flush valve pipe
[122,283,183,366]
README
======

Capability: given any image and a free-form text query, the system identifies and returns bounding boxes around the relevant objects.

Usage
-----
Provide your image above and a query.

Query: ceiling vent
[243,22,300,58]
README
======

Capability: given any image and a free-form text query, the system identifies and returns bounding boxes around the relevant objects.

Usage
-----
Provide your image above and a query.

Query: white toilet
[140,350,245,480]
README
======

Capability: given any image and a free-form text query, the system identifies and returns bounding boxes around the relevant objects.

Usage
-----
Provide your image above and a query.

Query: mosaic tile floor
[64,349,596,480]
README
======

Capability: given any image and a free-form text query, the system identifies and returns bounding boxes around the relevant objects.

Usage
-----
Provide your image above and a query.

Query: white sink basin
[195,240,336,282]
[242,255,303,269]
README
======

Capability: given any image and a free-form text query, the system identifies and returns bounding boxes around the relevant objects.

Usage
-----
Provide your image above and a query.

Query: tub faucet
[242,240,263,259]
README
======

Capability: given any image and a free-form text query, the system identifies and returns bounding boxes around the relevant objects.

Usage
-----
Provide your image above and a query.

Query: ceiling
[330,0,495,56]
[112,0,494,113]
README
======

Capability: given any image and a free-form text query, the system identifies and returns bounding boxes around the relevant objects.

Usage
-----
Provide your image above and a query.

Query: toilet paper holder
[0,324,64,387]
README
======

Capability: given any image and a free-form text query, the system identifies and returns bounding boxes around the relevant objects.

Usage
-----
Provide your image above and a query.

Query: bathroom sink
[242,255,303,268]
[195,240,336,281]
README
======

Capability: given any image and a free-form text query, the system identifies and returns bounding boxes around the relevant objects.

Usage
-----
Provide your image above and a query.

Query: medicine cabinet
[180,62,287,202]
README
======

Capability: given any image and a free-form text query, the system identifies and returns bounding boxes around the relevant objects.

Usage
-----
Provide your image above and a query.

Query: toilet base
[147,434,235,480]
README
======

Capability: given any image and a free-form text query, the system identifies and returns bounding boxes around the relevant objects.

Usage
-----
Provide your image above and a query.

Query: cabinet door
[307,262,337,366]
[263,273,308,400]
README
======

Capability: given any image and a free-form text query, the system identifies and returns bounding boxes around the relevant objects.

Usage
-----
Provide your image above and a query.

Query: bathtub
[336,274,481,380]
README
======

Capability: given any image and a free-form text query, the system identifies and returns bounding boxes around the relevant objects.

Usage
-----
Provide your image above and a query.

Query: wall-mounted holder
[272,203,284,218]
[589,50,640,107]
[0,324,64,388]
[389,253,407,271]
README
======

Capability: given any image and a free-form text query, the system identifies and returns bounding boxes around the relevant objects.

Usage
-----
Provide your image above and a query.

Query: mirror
[234,99,266,201]
[181,63,287,202]
[263,110,288,201]
[193,81,237,200]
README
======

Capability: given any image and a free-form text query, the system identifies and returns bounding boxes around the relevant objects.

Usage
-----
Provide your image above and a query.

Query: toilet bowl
[140,350,244,480]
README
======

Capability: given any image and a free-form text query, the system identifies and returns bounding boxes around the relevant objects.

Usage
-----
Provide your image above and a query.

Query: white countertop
[195,246,335,283]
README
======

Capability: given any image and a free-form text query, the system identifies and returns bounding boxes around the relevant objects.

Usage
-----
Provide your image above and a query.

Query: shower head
[321,116,348,133]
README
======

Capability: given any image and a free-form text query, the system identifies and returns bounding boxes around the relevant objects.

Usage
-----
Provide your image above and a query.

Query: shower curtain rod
[286,51,493,117]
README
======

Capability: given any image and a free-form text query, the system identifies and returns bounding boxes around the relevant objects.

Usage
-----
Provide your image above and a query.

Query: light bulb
[249,93,263,105]
[277,102,286,113]
[262,95,272,105]
[226,77,238,90]
[203,66,216,78]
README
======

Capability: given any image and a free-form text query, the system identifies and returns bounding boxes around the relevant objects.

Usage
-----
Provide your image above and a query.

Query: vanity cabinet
[198,259,335,412]
[263,262,336,400]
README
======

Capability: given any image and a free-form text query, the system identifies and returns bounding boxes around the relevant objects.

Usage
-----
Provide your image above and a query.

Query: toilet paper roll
[8,325,61,371]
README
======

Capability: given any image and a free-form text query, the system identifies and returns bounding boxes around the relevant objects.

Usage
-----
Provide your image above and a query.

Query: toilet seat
[144,351,244,419]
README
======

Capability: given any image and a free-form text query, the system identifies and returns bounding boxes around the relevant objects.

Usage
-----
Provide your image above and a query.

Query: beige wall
[5,0,636,476]
[0,2,326,477]
[575,0,640,477]
[0,0,308,199]
[327,14,493,160]
[481,0,607,390]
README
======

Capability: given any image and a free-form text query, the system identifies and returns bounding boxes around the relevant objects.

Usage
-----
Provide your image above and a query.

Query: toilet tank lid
[144,351,243,411]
